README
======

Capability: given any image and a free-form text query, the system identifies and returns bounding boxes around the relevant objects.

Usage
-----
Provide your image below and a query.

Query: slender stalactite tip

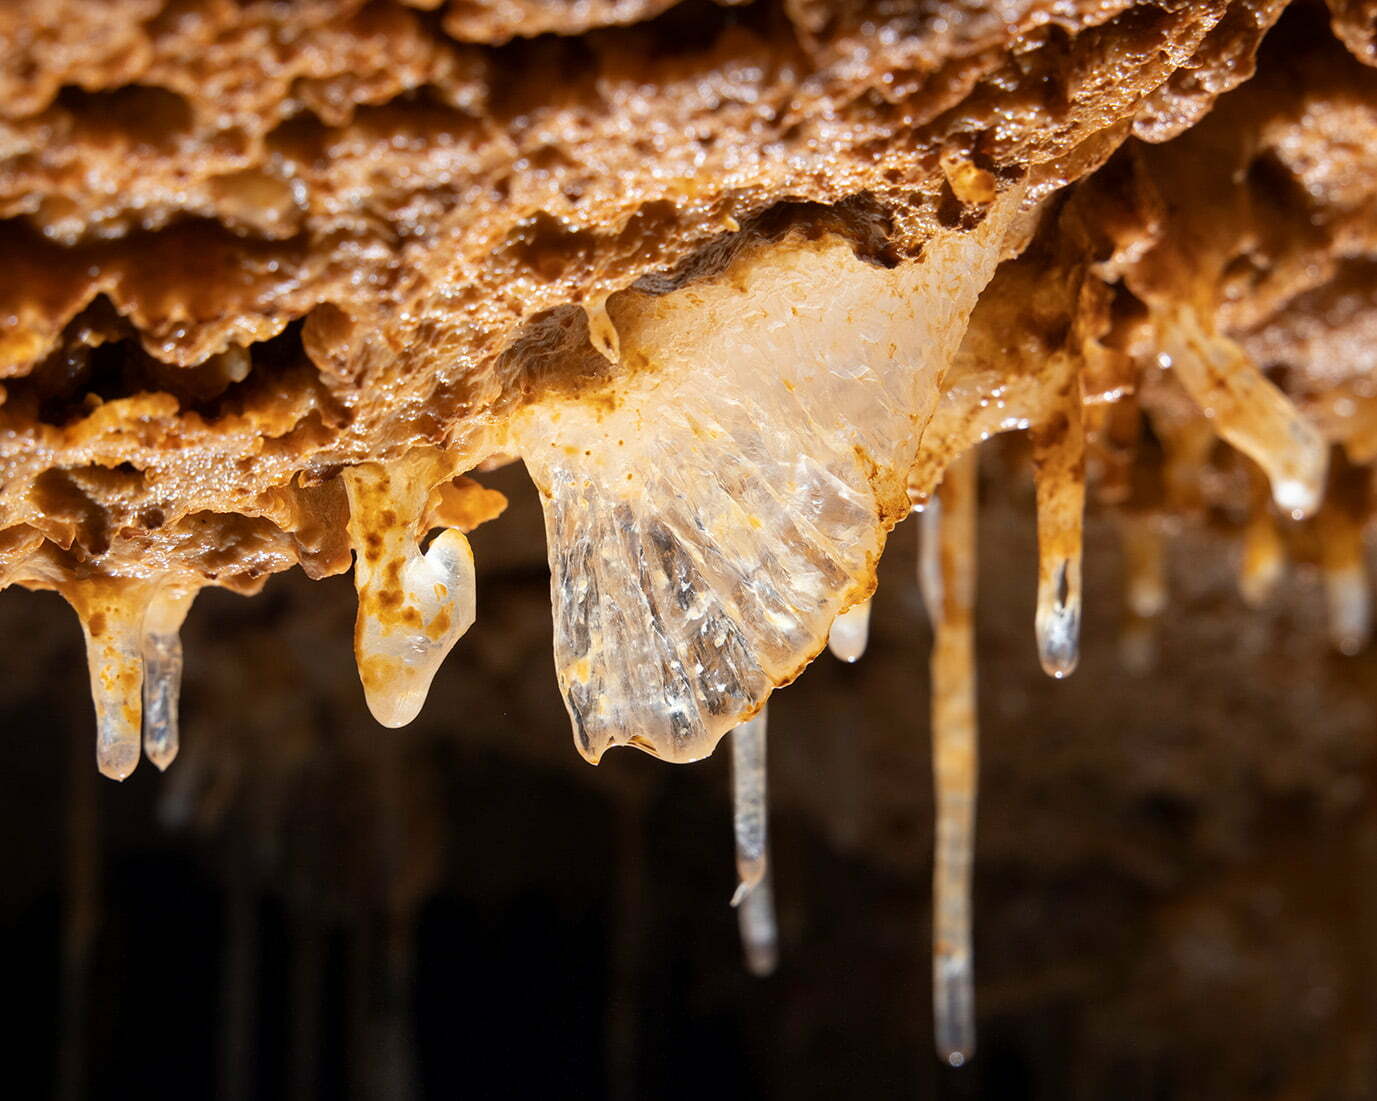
[730,706,770,905]
[1325,563,1370,656]
[141,587,197,772]
[1030,365,1086,681]
[1316,481,1372,657]
[730,706,778,976]
[738,870,779,978]
[1035,559,1081,680]
[1119,513,1167,675]
[827,597,872,663]
[141,630,182,772]
[1240,505,1284,608]
[935,953,975,1066]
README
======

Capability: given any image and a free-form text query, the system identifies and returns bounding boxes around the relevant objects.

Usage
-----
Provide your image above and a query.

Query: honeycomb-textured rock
[0,0,1300,592]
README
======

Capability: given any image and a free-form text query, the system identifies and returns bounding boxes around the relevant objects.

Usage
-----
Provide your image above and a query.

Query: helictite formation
[5,0,1377,1065]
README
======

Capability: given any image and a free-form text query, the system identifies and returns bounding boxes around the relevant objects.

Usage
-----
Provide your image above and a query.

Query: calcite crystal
[516,199,1020,763]
[6,0,1377,1069]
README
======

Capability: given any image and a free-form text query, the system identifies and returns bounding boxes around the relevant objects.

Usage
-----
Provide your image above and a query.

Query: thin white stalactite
[920,450,979,1066]
[731,706,777,976]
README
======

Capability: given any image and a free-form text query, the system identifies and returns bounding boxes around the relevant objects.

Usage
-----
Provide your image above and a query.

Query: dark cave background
[2,456,1376,1100]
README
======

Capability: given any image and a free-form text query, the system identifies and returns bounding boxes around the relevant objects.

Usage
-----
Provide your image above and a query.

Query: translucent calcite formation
[514,199,1020,762]
[139,584,197,770]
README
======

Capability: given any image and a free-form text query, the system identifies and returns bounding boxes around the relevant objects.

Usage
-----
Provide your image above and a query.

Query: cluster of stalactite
[8,21,1377,1059]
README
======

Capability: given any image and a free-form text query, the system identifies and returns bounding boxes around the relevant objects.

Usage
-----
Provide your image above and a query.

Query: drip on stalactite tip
[827,597,872,663]
[1035,559,1081,679]
[1029,368,1085,682]
[1274,471,1320,520]
[98,725,141,782]
[934,951,976,1066]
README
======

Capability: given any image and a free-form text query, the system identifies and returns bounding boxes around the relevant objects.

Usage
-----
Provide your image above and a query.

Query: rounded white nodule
[827,598,872,663]
[356,528,477,729]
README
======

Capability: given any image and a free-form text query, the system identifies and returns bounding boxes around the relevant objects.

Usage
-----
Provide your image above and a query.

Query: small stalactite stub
[343,454,483,729]
[1117,512,1167,674]
[1240,465,1286,608]
[141,585,198,771]
[58,578,156,781]
[1029,357,1086,679]
[920,448,979,1067]
[730,705,777,977]
[827,597,872,663]
[1315,454,1372,656]
[584,296,622,366]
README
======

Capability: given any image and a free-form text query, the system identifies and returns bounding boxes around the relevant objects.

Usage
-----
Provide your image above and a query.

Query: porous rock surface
[0,0,1326,588]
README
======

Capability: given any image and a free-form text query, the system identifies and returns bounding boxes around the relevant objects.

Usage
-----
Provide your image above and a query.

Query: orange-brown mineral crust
[0,0,1325,592]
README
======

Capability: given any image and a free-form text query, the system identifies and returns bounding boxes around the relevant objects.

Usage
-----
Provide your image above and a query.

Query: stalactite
[1240,466,1286,607]
[585,296,622,365]
[1118,512,1167,674]
[920,449,979,1067]
[58,578,156,781]
[343,454,479,728]
[141,585,198,771]
[828,597,872,663]
[730,705,769,901]
[1030,356,1086,678]
[1122,512,1167,621]
[1155,415,1216,516]
[1316,457,1372,655]
[1154,303,1327,518]
[730,705,778,976]
[1322,530,1369,656]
